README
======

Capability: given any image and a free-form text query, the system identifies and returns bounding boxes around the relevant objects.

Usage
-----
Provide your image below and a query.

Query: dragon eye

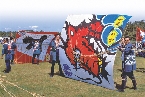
[71,31,74,36]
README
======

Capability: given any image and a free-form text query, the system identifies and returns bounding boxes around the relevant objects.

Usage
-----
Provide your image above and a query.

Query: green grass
[0,45,145,97]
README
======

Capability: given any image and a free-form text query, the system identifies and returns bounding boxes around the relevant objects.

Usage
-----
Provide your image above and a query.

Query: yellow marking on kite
[107,29,118,46]
[98,58,102,72]
[45,53,50,61]
[114,16,125,28]
[98,58,102,65]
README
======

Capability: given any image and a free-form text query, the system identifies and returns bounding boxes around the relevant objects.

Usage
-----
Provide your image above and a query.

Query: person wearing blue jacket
[32,40,41,65]
[10,37,17,64]
[2,38,12,73]
[118,36,137,92]
[1,38,6,59]
[49,34,63,77]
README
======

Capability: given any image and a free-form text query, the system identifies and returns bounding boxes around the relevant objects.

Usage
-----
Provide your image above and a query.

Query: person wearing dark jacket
[118,36,137,92]
[2,38,12,73]
[49,34,63,77]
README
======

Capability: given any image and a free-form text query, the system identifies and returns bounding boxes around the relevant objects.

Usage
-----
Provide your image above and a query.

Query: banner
[59,14,131,89]
[136,27,144,41]
[15,31,58,64]
[136,27,145,43]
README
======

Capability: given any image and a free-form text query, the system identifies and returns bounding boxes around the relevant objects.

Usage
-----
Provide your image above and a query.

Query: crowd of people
[1,34,64,77]
[136,41,145,57]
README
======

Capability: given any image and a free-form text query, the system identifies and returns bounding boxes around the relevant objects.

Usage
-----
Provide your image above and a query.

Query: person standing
[120,37,125,48]
[136,41,143,57]
[32,40,41,65]
[2,38,12,73]
[119,37,125,70]
[1,38,6,59]
[118,36,137,92]
[10,37,17,64]
[49,34,63,77]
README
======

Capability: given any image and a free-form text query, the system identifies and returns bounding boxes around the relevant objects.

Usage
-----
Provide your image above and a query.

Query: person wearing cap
[2,38,12,73]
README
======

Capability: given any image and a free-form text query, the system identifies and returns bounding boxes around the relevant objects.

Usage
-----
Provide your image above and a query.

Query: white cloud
[29,26,39,31]
[4,28,11,30]
[29,26,38,29]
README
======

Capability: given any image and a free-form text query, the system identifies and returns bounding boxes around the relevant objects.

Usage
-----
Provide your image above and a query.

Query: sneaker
[2,69,6,72]
[3,70,9,73]
[11,63,14,65]
[60,73,65,77]
[118,89,125,92]
[50,74,53,77]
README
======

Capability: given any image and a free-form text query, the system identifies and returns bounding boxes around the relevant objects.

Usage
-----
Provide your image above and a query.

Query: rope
[1,84,16,97]
[73,47,118,57]
[0,75,44,97]
[0,89,5,97]
[0,75,16,97]
[5,80,44,97]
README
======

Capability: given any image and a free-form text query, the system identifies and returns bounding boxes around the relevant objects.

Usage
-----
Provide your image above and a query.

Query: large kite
[59,14,131,90]
[15,31,58,63]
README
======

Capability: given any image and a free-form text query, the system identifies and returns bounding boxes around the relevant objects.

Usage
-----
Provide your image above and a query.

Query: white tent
[0,37,3,40]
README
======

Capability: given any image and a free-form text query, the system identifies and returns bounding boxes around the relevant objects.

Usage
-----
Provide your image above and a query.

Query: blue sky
[0,0,145,32]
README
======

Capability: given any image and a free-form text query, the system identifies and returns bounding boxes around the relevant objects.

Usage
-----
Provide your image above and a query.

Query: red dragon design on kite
[61,15,111,83]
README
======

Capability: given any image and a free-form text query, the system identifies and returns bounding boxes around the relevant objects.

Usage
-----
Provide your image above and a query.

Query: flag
[136,27,143,41]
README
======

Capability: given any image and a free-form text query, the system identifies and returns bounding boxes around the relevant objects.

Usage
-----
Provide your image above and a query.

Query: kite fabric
[59,14,131,90]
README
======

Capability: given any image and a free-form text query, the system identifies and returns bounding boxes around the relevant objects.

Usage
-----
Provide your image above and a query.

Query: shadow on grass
[48,71,65,77]
[136,68,145,73]
[114,82,130,90]
[117,69,122,72]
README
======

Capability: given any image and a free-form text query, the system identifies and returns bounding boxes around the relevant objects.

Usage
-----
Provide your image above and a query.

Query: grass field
[0,44,145,97]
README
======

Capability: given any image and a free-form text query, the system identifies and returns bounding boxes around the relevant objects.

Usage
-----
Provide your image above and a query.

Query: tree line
[123,20,145,41]
[0,20,145,41]
[0,31,17,38]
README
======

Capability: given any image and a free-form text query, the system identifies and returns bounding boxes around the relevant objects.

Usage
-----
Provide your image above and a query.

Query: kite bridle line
[14,49,28,64]
[73,46,138,57]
